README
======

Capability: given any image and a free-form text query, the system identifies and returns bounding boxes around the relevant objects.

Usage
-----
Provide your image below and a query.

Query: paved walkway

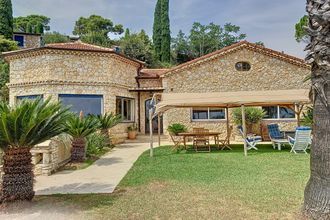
[35,137,169,195]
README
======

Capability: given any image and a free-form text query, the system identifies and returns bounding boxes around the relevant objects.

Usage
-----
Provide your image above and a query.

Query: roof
[138,69,169,78]
[162,41,310,77]
[2,41,145,66]
[155,89,310,114]
[45,41,115,52]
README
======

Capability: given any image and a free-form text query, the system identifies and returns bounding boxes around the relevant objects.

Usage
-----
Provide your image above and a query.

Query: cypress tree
[153,0,162,61]
[160,0,171,63]
[0,0,13,39]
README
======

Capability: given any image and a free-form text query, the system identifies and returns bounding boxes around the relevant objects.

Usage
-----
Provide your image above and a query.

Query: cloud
[12,0,307,58]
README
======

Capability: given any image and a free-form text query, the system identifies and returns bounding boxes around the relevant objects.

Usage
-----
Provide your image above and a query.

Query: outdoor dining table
[177,131,221,149]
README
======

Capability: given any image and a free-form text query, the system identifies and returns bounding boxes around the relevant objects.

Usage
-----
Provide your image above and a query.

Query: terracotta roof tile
[45,41,114,52]
[139,69,169,78]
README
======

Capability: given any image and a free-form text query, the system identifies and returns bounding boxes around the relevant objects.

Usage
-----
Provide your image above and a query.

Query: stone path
[35,137,168,195]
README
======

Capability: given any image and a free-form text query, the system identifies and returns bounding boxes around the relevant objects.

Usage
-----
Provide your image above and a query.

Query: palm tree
[65,115,99,162]
[94,113,122,147]
[304,0,330,218]
[0,98,70,202]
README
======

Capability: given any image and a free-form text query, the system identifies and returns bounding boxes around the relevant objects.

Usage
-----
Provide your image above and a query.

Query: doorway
[145,99,163,134]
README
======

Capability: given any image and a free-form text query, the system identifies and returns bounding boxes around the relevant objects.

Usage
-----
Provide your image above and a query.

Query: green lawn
[4,145,310,219]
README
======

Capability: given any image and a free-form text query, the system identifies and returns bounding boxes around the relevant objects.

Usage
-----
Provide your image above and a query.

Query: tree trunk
[101,129,111,147]
[304,0,330,218]
[70,138,86,162]
[304,74,330,219]
[0,147,34,203]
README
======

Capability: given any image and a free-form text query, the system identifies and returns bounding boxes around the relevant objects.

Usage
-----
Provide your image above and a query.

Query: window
[59,94,103,116]
[235,62,251,71]
[192,108,226,121]
[262,106,295,119]
[17,95,43,102]
[116,97,134,122]
[14,35,24,47]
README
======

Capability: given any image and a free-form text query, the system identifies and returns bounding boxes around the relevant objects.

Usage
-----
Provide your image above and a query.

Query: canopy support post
[149,109,154,157]
[158,114,161,147]
[226,107,230,145]
[241,105,247,156]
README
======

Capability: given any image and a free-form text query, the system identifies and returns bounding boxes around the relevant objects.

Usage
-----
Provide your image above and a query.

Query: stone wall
[162,48,311,140]
[13,33,41,49]
[8,50,140,142]
[139,78,162,88]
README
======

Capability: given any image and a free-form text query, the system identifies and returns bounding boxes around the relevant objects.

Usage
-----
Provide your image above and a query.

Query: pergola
[148,89,310,157]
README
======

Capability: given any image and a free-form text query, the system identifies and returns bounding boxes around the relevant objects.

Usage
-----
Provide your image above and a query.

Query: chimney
[69,35,80,42]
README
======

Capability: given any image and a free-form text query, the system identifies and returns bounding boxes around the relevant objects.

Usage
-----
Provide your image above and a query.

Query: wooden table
[178,132,221,149]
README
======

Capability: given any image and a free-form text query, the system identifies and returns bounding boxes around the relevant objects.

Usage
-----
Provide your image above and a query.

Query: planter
[128,130,137,140]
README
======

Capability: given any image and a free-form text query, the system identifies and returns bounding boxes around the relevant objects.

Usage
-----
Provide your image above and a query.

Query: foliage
[232,107,266,125]
[153,0,171,63]
[80,31,113,48]
[14,14,50,34]
[43,31,69,44]
[0,35,18,52]
[167,123,187,135]
[128,124,138,132]
[0,98,70,150]
[188,22,246,58]
[64,114,100,139]
[301,106,313,127]
[120,29,155,66]
[0,0,13,39]
[255,41,265,46]
[295,15,309,43]
[172,30,194,64]
[86,132,107,157]
[94,113,122,130]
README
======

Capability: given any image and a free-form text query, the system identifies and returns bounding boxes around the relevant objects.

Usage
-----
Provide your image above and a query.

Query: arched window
[235,62,251,71]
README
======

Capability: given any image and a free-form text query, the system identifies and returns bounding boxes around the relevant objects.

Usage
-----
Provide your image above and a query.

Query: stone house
[13,32,42,49]
[2,40,311,142]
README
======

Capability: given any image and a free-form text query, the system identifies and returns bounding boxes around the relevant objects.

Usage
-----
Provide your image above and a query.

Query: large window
[14,35,24,47]
[116,97,134,122]
[192,108,226,121]
[59,94,103,116]
[17,95,43,102]
[262,105,296,119]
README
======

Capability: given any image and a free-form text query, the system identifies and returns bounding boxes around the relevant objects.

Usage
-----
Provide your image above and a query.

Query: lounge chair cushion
[267,124,284,139]
[296,126,311,131]
[247,136,262,142]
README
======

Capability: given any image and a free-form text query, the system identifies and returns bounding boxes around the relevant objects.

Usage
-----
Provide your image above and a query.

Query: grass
[1,144,310,219]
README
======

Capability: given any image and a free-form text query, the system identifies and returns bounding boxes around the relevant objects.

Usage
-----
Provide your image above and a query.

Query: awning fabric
[155,89,310,114]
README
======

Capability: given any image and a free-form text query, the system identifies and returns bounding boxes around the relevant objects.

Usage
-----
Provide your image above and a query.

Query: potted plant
[94,113,122,147]
[167,123,187,136]
[232,107,266,134]
[127,124,138,139]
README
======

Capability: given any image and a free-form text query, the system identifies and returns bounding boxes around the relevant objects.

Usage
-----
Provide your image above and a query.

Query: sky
[12,0,307,58]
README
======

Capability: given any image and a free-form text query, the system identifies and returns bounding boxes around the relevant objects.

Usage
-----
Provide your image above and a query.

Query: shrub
[167,123,187,135]
[86,133,107,157]
[301,106,313,127]
[232,107,266,125]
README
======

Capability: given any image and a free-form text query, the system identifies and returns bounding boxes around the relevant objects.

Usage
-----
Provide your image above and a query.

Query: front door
[145,99,163,134]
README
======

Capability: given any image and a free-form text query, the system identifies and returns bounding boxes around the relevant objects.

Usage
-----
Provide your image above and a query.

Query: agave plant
[94,113,122,147]
[0,98,70,203]
[65,114,100,162]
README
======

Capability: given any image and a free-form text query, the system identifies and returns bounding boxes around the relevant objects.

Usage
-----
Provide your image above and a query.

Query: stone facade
[7,49,141,142]
[162,47,311,140]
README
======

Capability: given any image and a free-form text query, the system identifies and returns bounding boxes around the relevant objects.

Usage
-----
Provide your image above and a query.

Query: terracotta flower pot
[128,130,137,140]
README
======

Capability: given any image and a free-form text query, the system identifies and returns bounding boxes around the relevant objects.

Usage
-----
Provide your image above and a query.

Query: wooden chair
[169,133,184,151]
[217,126,233,150]
[193,128,211,152]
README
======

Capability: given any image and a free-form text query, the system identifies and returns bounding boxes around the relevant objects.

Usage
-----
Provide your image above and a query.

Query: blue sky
[12,0,307,58]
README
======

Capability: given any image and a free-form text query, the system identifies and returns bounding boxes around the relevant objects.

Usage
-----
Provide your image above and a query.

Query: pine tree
[0,0,13,39]
[160,0,171,63]
[153,0,162,61]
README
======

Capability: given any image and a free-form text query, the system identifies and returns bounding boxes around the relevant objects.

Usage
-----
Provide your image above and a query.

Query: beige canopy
[155,89,310,114]
[148,89,310,157]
